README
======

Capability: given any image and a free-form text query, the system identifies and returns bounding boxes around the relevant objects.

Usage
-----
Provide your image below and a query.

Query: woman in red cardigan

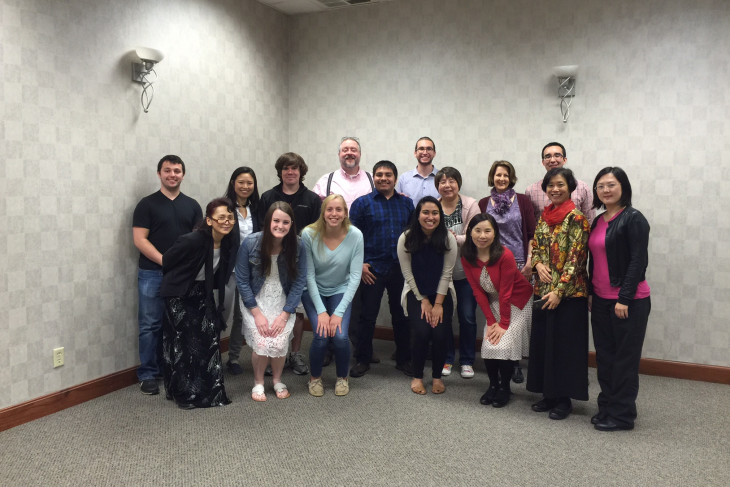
[461,214,533,407]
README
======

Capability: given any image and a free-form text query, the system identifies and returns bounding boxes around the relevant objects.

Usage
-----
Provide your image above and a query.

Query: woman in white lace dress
[235,201,307,401]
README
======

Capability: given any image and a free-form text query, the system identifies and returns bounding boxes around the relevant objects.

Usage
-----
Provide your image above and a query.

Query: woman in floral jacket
[526,167,590,421]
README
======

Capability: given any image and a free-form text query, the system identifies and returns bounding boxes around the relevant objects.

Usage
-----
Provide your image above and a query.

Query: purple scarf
[490,188,516,215]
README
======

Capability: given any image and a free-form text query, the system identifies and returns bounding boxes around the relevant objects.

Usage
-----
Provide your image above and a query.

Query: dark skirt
[526,297,589,401]
[163,281,230,408]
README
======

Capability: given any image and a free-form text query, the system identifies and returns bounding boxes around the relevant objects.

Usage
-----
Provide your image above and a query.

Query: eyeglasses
[416,147,435,152]
[595,183,619,191]
[211,217,235,224]
[542,153,565,160]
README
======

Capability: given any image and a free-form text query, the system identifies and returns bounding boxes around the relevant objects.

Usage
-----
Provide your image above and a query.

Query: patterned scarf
[490,188,516,215]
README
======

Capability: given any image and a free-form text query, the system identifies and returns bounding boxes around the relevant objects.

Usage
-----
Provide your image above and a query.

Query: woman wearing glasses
[588,167,651,432]
[161,198,237,409]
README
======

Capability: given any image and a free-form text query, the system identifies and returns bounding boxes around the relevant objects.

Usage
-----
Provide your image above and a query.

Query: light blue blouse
[301,225,364,317]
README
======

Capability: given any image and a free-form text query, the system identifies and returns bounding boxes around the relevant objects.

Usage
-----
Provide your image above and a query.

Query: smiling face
[493,165,511,193]
[546,174,571,205]
[339,139,361,170]
[471,220,495,251]
[418,202,441,235]
[234,173,255,203]
[541,145,567,171]
[595,173,623,209]
[281,164,301,187]
[414,138,436,167]
[324,198,346,230]
[207,206,235,240]
[374,167,396,196]
[437,176,460,200]
[269,209,292,240]
[158,161,184,192]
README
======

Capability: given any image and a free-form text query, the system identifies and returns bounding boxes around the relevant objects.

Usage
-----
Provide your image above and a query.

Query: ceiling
[256,0,395,16]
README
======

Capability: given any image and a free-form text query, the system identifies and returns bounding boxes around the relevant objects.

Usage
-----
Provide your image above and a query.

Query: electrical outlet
[53,347,64,368]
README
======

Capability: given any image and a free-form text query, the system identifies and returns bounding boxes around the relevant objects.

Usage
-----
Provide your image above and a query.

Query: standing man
[395,136,440,204]
[132,155,202,395]
[525,142,595,223]
[349,160,415,378]
[259,152,321,375]
[312,137,374,209]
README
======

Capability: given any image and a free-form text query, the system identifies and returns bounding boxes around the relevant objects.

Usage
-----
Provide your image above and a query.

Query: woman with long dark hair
[527,168,590,421]
[397,196,457,395]
[236,201,307,401]
[461,214,533,407]
[588,167,651,431]
[301,194,364,397]
[223,167,260,375]
[161,197,236,409]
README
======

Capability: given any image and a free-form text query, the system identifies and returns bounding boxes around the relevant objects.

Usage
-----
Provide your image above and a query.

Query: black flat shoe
[591,411,607,425]
[594,418,634,432]
[226,361,243,375]
[177,402,196,410]
[492,388,511,408]
[512,365,524,384]
[349,362,370,378]
[548,405,573,420]
[480,386,497,405]
[395,362,414,377]
[531,398,557,412]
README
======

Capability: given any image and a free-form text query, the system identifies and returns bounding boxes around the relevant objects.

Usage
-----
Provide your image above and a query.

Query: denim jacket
[235,232,307,314]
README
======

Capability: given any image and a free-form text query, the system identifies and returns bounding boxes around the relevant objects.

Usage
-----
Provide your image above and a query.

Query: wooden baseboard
[2,327,727,432]
[0,366,139,432]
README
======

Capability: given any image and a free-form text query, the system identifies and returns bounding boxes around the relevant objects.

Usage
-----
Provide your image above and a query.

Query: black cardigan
[588,206,650,305]
[161,230,235,327]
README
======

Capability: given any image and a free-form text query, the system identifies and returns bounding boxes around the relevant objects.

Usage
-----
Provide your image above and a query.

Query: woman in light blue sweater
[301,194,364,396]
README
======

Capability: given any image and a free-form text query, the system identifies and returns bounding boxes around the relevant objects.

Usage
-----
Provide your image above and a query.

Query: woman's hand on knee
[315,312,330,337]
[329,315,343,336]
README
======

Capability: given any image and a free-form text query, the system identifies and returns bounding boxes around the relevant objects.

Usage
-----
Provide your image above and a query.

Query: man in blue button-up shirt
[349,160,415,378]
[395,136,440,205]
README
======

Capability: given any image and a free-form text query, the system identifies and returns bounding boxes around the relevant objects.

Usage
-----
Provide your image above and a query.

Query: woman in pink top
[588,167,651,432]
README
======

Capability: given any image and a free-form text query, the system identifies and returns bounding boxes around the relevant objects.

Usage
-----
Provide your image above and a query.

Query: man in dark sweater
[132,155,202,395]
[258,152,321,375]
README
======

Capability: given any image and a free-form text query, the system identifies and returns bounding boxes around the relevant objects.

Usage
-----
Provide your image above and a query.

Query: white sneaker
[442,363,453,376]
[460,365,475,378]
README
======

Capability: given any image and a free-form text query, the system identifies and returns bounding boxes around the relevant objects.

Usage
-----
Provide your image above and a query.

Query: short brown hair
[275,152,308,182]
[487,160,518,189]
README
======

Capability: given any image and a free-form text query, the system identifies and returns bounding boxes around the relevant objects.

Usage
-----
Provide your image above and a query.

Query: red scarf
[542,199,576,226]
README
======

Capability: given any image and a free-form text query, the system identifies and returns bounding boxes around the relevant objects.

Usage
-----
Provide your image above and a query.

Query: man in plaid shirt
[349,160,415,378]
[525,142,595,223]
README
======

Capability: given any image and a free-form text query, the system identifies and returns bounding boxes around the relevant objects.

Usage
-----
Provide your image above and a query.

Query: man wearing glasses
[313,137,375,209]
[132,155,202,395]
[395,136,441,205]
[525,142,595,223]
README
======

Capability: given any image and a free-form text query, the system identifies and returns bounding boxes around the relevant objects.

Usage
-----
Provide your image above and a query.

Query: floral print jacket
[531,209,590,299]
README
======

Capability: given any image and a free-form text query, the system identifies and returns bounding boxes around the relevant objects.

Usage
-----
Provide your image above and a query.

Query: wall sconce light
[132,47,164,113]
[553,65,578,123]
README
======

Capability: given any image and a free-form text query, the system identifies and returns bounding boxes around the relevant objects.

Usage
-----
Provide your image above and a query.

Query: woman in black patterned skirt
[161,198,237,409]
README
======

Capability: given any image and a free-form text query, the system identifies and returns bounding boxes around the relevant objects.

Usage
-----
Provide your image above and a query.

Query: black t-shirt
[132,191,203,270]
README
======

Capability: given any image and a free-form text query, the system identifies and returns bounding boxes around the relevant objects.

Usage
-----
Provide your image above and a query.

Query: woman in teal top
[301,194,364,396]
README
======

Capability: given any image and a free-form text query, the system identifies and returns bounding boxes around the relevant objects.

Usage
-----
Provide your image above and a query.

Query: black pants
[354,264,410,365]
[591,295,651,426]
[484,359,514,390]
[407,292,453,379]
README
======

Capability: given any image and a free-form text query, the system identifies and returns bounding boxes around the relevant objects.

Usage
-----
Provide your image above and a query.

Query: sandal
[410,378,427,395]
[273,382,290,399]
[431,379,445,394]
[251,384,267,402]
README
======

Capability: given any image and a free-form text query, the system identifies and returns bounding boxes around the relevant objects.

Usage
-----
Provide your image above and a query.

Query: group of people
[132,138,651,432]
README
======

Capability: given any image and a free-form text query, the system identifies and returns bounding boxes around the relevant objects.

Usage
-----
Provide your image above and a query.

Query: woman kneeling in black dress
[161,197,236,409]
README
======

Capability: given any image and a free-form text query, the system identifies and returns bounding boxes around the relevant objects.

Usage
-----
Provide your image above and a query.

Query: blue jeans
[137,268,164,381]
[445,278,477,366]
[302,291,352,378]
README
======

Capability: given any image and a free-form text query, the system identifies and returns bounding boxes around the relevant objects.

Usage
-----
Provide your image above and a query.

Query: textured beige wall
[0,0,290,408]
[288,0,730,366]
